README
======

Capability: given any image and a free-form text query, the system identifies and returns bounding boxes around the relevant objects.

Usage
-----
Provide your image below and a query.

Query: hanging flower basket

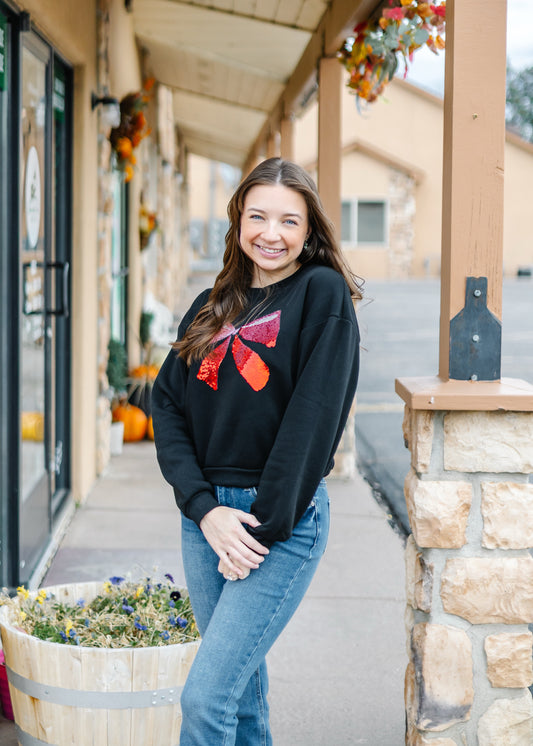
[109,78,155,182]
[0,577,200,745]
[338,0,446,104]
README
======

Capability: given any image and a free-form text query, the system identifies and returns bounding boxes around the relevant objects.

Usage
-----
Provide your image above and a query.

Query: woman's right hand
[199,506,269,578]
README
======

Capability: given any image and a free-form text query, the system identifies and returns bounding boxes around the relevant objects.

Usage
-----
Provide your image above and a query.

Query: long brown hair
[176,158,363,364]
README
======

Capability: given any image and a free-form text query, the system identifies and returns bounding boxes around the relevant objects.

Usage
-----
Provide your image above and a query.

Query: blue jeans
[179,481,330,746]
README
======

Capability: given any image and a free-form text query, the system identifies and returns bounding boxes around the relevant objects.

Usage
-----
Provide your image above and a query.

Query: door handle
[47,261,70,318]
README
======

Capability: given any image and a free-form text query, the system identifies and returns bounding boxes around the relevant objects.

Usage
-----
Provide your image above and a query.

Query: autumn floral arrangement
[0,574,199,648]
[337,0,446,104]
[109,78,155,182]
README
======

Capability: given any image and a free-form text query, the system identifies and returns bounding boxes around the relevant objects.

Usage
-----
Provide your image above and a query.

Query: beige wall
[503,134,533,275]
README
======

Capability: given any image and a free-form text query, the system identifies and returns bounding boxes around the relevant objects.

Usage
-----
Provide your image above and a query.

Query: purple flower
[60,631,68,642]
[122,599,135,614]
[160,630,170,641]
[164,573,175,583]
[84,618,90,628]
[134,616,148,631]
[176,616,188,629]
[168,614,176,627]
[168,599,175,608]
[76,598,85,607]
[109,576,125,585]
[170,591,181,602]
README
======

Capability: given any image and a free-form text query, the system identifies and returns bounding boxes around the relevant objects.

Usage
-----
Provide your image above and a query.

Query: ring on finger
[227,572,238,581]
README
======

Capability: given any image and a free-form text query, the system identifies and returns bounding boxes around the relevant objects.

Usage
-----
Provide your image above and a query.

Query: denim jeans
[179,480,330,746]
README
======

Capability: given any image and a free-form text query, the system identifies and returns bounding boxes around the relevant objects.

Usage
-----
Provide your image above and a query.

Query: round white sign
[25,146,41,249]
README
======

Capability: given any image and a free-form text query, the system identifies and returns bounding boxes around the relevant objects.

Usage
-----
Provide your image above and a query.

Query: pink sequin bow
[197,310,281,391]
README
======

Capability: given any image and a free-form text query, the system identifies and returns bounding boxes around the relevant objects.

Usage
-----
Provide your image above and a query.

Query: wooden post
[318,57,342,238]
[266,131,279,159]
[280,117,294,161]
[439,0,507,381]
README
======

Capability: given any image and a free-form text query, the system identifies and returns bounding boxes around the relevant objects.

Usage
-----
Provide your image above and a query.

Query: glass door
[19,32,50,579]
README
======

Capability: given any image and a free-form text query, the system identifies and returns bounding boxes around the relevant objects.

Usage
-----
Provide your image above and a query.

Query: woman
[152,157,361,745]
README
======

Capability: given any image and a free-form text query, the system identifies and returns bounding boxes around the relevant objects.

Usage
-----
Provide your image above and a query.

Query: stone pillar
[402,404,533,745]
[95,0,114,475]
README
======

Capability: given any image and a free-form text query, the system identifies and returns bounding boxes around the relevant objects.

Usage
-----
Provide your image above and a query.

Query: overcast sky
[401,0,533,96]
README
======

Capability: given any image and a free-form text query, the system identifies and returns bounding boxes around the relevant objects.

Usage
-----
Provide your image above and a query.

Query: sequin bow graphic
[197,310,281,391]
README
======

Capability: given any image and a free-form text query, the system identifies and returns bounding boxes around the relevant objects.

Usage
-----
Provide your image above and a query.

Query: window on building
[341,199,387,245]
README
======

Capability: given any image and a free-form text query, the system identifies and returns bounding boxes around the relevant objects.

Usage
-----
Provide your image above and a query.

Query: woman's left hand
[218,558,251,581]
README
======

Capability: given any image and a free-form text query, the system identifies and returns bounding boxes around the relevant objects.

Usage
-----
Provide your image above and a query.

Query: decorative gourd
[129,364,159,381]
[112,403,147,442]
[21,412,44,442]
[147,416,154,441]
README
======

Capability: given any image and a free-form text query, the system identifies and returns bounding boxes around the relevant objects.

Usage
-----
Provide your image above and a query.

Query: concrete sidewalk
[0,442,407,745]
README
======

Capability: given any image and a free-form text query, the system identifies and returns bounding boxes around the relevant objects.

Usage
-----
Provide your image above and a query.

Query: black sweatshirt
[151,263,360,548]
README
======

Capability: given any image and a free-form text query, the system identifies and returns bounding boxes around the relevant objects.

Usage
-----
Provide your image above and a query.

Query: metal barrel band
[6,665,184,709]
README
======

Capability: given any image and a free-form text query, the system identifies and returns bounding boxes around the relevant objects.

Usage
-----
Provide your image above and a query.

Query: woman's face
[239,183,309,287]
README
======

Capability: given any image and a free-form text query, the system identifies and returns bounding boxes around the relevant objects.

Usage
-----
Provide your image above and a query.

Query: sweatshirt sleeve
[151,292,220,525]
[247,284,360,547]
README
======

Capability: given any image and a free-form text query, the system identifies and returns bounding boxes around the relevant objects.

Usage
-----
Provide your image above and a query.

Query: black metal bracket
[449,276,501,381]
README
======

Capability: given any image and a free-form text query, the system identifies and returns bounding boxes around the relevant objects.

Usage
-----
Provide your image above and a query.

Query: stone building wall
[402,406,533,744]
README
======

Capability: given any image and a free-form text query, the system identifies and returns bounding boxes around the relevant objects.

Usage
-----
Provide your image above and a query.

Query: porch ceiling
[131,0,380,168]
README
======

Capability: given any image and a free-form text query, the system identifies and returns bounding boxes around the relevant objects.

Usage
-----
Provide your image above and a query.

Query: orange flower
[400,0,413,5]
[133,111,146,130]
[116,137,133,159]
[416,3,432,18]
[435,34,445,49]
[143,77,156,91]
[124,164,134,183]
[131,131,142,148]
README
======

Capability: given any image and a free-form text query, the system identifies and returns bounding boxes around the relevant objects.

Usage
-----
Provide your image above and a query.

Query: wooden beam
[439,0,507,380]
[318,58,342,238]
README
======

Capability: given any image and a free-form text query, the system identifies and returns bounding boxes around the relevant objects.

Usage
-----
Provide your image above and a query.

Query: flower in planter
[109,78,155,182]
[338,0,446,104]
[0,575,199,649]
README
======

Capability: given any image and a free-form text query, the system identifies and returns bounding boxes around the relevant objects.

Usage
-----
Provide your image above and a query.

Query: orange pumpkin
[129,364,159,381]
[112,403,148,442]
[147,416,154,441]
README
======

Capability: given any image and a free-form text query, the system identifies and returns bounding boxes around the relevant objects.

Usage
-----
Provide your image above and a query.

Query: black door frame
[0,4,73,587]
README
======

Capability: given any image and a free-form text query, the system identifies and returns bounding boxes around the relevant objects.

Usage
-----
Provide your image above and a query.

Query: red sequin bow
[197,310,281,391]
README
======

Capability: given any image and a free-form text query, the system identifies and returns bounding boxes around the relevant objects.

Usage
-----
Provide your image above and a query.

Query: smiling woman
[239,183,310,287]
[151,158,362,745]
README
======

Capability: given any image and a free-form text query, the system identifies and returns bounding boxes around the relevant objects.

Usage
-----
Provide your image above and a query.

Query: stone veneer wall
[403,407,533,745]
[95,0,114,475]
[387,169,416,279]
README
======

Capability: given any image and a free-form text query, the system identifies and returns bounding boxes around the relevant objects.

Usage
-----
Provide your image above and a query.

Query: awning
[131,0,380,168]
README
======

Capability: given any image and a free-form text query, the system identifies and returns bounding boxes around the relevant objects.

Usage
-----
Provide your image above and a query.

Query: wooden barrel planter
[0,582,200,746]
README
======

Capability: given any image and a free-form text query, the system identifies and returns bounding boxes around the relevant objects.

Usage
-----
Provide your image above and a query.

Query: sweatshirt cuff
[244,524,274,549]
[175,488,219,527]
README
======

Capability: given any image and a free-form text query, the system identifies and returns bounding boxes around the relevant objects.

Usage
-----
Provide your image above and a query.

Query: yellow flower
[20,611,27,621]
[65,620,73,636]
[135,586,144,599]
[36,589,47,604]
[17,586,29,600]
[103,581,112,594]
